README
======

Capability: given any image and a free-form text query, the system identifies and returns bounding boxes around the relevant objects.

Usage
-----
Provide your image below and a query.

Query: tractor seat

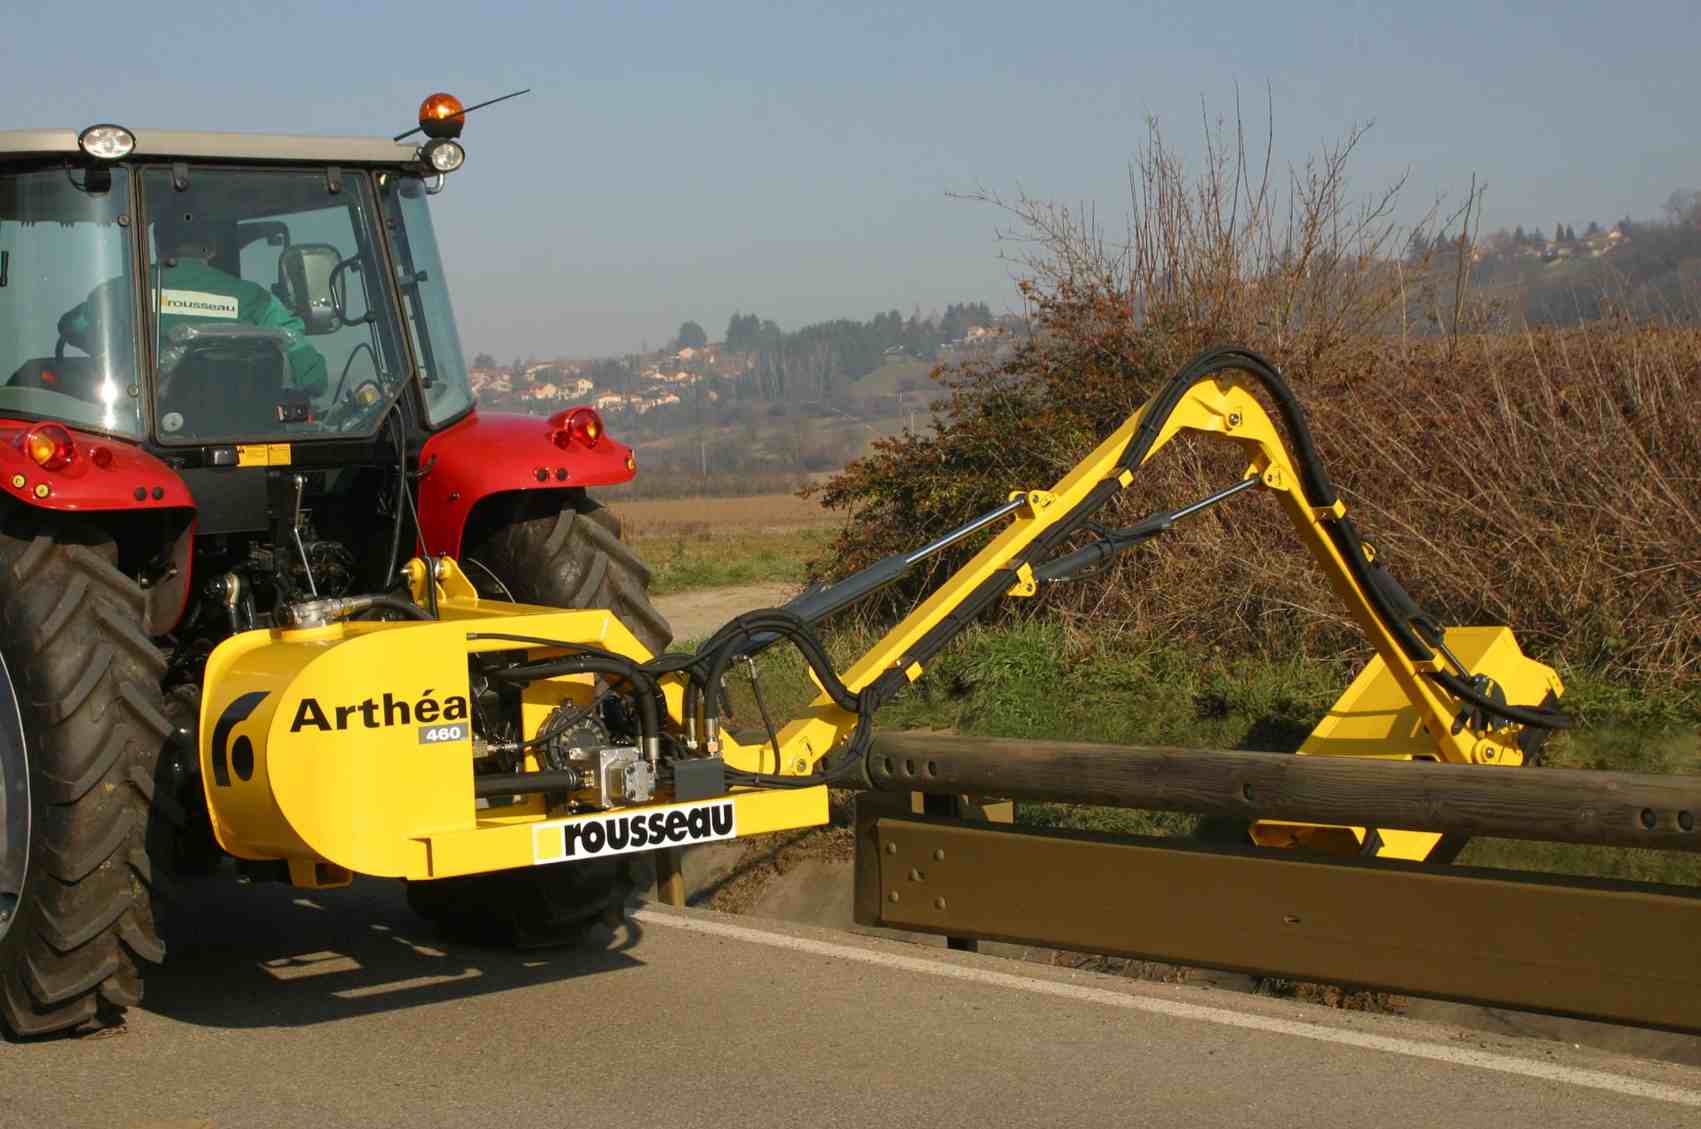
[155,325,290,440]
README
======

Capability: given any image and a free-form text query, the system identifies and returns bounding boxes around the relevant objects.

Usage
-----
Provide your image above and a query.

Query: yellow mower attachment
[198,560,827,888]
[200,345,1569,888]
[1251,626,1564,858]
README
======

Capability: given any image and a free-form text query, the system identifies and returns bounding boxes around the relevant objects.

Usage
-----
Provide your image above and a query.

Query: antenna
[394,88,533,142]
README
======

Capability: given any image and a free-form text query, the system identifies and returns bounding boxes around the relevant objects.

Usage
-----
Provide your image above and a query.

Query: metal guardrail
[853,734,1701,1034]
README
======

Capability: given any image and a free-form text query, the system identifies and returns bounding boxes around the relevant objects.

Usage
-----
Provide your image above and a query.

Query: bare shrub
[813,106,1701,683]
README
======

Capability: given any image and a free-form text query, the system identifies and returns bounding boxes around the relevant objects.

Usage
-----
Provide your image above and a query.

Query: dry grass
[817,103,1701,684]
[611,492,842,596]
[615,492,837,539]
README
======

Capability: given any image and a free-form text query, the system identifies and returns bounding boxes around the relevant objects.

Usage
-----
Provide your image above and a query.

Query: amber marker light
[24,424,74,471]
[568,408,603,447]
[418,93,466,139]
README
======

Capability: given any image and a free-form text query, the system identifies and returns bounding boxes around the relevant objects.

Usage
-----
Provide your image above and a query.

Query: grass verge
[716,619,1700,885]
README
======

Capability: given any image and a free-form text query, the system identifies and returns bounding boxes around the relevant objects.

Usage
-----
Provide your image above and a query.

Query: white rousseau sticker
[160,289,240,320]
[531,798,737,865]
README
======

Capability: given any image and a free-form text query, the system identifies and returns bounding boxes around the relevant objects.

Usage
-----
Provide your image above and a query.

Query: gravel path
[654,580,799,643]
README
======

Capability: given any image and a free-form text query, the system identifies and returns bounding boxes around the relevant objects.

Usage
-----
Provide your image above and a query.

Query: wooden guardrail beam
[866,731,1701,851]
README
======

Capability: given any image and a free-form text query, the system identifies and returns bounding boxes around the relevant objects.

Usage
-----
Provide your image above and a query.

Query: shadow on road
[143,874,645,1029]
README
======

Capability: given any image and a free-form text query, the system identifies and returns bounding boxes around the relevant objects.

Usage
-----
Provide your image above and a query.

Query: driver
[57,207,328,398]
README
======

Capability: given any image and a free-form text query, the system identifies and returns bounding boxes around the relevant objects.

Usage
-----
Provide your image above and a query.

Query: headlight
[421,138,465,173]
[77,124,135,161]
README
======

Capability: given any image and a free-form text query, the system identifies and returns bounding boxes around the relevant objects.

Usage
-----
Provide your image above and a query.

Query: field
[616,491,841,596]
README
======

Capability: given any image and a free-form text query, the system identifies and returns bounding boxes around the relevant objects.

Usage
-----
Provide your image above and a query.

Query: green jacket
[60,259,328,396]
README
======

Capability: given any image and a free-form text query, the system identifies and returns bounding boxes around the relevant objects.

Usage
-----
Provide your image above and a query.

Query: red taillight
[551,407,603,450]
[24,424,74,471]
[571,408,603,447]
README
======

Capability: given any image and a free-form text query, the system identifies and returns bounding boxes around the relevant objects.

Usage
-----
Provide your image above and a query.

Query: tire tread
[0,530,170,1039]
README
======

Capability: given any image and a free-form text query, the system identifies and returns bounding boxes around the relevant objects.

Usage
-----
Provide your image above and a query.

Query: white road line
[633,908,1701,1109]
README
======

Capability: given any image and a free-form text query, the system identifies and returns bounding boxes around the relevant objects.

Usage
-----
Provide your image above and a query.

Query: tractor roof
[0,128,418,165]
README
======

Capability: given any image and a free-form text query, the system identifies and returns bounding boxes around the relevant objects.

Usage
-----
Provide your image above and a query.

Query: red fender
[415,408,637,559]
[0,419,191,512]
[0,418,196,632]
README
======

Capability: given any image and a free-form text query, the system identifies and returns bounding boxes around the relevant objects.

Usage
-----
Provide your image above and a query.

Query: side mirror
[276,243,341,335]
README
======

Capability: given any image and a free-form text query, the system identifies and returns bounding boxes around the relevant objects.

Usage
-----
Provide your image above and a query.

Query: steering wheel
[322,380,385,432]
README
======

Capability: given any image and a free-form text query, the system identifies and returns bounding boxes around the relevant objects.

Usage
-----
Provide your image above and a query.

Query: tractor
[0,99,671,1036]
[0,98,1569,1043]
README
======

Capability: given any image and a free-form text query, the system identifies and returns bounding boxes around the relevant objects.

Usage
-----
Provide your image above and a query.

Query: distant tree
[472,352,496,369]
[675,321,708,350]
[1513,224,1526,244]
[1585,220,1602,237]
[1554,223,1564,244]
[724,312,761,353]
[1663,189,1701,224]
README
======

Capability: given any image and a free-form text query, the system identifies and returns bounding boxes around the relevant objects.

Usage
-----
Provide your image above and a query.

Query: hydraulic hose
[669,607,875,787]
[467,632,664,759]
[1428,670,1571,731]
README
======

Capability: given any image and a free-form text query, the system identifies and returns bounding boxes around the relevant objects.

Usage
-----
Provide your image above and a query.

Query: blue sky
[12,1,1699,357]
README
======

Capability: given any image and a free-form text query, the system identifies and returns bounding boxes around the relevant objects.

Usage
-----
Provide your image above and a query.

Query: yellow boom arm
[709,345,1564,859]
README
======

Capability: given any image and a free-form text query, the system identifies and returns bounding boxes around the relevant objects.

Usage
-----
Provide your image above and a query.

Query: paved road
[4,877,1699,1129]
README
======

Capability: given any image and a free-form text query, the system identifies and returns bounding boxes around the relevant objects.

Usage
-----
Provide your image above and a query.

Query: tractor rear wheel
[406,491,670,945]
[463,491,672,655]
[0,526,173,1038]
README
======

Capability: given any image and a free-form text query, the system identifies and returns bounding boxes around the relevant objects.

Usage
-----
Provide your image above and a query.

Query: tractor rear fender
[0,419,196,633]
[415,409,636,559]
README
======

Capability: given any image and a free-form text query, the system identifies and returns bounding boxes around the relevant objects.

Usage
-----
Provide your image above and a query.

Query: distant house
[675,347,699,363]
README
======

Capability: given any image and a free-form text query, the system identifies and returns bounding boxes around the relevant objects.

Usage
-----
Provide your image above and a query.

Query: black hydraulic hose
[686,610,861,742]
[467,631,663,749]
[1115,345,1337,508]
[382,410,407,587]
[477,636,666,710]
[1427,670,1571,731]
[474,769,587,798]
[668,608,873,780]
[494,655,658,748]
[367,594,434,621]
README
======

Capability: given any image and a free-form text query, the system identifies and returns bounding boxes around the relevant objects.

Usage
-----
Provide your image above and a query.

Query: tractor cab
[0,125,473,447]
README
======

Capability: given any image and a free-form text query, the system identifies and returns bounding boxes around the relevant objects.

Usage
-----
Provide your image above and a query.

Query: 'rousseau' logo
[535,799,738,865]
[289,690,469,733]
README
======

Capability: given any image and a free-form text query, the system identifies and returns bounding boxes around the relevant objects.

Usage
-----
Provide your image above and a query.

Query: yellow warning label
[236,443,293,468]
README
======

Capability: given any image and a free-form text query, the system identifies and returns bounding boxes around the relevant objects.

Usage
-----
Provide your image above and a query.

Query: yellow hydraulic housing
[198,562,826,888]
[200,345,1563,887]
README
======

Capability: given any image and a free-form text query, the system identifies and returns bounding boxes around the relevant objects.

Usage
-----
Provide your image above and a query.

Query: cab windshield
[0,167,144,436]
[379,175,475,426]
[136,167,411,443]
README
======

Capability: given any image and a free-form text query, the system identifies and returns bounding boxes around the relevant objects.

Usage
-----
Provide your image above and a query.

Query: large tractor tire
[0,527,173,1038]
[463,491,672,655]
[407,491,670,945]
